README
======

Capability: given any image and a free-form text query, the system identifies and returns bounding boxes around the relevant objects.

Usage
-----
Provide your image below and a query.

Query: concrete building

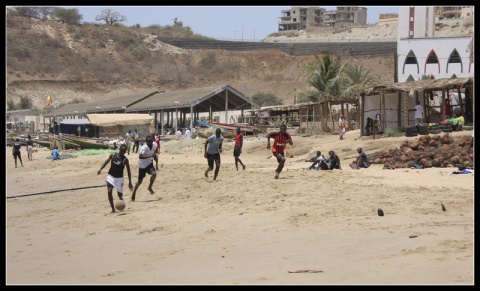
[436,6,473,19]
[397,6,474,82]
[278,6,367,32]
[6,109,48,132]
[378,13,398,25]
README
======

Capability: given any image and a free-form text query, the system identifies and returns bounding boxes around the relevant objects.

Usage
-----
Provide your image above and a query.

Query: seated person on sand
[307,151,330,170]
[326,150,341,170]
[350,147,369,169]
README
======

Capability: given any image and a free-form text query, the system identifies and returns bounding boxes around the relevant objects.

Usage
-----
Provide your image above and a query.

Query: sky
[67,6,399,41]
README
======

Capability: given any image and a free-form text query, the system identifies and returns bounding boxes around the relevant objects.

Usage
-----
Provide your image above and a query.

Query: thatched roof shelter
[359,77,473,135]
[364,77,473,95]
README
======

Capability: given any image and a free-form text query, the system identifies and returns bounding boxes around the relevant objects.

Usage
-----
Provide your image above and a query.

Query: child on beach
[51,146,60,161]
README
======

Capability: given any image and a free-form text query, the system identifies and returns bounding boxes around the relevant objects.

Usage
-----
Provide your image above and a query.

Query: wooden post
[359,94,365,137]
[403,91,409,129]
[441,90,446,120]
[457,85,464,116]
[397,91,402,130]
[328,101,334,133]
[381,91,386,134]
[346,103,350,130]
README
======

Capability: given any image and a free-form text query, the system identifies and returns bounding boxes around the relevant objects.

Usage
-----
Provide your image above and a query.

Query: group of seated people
[306,150,341,170]
[307,147,369,171]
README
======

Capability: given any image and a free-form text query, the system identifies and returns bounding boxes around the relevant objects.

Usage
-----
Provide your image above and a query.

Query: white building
[397,6,474,82]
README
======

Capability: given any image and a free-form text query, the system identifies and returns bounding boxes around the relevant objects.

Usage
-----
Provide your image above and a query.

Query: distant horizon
[68,6,400,41]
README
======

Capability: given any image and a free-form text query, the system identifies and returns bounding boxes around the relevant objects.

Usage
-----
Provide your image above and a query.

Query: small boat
[61,135,109,150]
[35,136,81,150]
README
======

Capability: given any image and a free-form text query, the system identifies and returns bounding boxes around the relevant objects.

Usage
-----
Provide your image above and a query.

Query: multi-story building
[397,6,474,82]
[436,6,473,19]
[278,6,367,32]
[378,13,398,25]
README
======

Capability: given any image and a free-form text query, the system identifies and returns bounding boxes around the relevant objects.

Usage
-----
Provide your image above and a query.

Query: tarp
[86,114,153,127]
[86,114,155,138]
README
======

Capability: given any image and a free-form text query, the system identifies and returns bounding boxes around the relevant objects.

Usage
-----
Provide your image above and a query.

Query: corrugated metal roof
[126,84,259,112]
[46,90,158,117]
[47,85,260,118]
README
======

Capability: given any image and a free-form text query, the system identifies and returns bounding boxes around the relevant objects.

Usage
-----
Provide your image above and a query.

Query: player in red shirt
[267,124,293,179]
[234,127,246,171]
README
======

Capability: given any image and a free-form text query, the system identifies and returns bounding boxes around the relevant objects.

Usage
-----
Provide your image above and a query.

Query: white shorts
[27,145,33,155]
[106,174,124,193]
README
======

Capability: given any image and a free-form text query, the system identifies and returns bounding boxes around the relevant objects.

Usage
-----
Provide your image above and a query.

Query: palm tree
[302,53,346,131]
[342,64,379,99]
[341,64,379,128]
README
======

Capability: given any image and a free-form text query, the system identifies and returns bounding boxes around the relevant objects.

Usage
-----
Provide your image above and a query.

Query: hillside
[6,15,396,111]
[6,15,470,111]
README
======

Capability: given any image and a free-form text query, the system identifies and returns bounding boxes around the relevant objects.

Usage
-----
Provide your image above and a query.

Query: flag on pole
[46,95,52,106]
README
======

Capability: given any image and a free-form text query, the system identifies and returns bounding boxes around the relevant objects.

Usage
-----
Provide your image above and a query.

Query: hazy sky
[68,6,399,41]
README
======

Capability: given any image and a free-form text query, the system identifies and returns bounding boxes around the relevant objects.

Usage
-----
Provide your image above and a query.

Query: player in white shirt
[131,135,159,202]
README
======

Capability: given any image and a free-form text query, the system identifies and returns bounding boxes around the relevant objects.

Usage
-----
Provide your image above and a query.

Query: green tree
[7,99,17,111]
[37,6,54,21]
[15,6,40,19]
[251,92,283,107]
[18,96,33,109]
[53,7,82,25]
[302,53,346,131]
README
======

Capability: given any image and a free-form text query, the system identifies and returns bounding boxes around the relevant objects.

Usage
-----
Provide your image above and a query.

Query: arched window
[446,49,463,74]
[402,50,419,74]
[424,50,440,73]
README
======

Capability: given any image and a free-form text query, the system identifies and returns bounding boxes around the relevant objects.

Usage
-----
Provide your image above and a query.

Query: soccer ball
[115,200,126,211]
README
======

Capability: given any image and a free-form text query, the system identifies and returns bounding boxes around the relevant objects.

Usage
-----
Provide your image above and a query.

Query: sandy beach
[6,129,474,285]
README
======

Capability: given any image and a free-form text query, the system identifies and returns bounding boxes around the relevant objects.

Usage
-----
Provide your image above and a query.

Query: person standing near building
[176,128,182,140]
[154,134,160,158]
[125,130,133,155]
[132,129,140,154]
[12,138,23,168]
[365,117,374,136]
[97,144,134,213]
[26,134,34,161]
[414,101,424,125]
[234,127,246,171]
[204,127,224,181]
[338,115,346,140]
[131,135,158,202]
[185,127,191,140]
[267,124,293,179]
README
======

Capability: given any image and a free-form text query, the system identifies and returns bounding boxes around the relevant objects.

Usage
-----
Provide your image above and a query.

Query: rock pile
[370,133,473,169]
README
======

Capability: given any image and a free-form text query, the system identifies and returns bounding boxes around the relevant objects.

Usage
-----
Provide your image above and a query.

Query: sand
[6,129,474,285]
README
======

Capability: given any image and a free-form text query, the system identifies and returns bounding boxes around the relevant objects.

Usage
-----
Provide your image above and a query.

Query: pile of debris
[370,133,473,169]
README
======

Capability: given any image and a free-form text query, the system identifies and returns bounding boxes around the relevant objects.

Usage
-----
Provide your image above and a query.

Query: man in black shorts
[12,138,23,168]
[131,135,158,201]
